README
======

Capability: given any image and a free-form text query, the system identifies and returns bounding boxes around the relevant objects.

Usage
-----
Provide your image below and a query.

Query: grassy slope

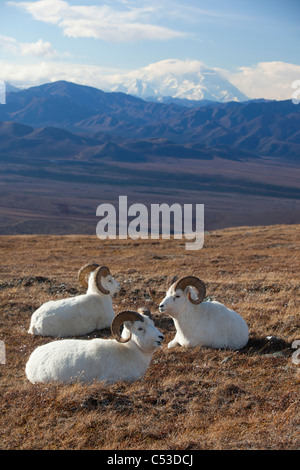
[0,224,299,450]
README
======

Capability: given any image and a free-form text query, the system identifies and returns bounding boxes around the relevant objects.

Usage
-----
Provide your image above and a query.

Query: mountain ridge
[0,80,299,235]
[0,120,258,162]
[0,80,299,160]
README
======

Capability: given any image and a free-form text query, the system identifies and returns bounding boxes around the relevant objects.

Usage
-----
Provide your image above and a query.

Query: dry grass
[0,224,299,450]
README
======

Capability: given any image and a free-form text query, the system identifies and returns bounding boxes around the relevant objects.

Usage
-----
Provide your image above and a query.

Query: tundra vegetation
[0,224,299,450]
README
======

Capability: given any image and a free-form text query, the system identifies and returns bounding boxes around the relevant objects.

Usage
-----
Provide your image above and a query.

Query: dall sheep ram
[154,275,249,350]
[25,309,164,384]
[28,264,120,337]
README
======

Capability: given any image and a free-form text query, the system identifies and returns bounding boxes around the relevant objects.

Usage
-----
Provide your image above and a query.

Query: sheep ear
[138,307,152,319]
[174,276,206,304]
[95,266,110,295]
[187,285,205,305]
[184,285,194,295]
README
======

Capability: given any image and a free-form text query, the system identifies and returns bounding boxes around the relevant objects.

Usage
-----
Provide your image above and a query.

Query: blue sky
[0,0,299,99]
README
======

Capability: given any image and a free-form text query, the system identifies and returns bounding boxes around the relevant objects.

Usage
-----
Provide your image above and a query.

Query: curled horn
[167,275,178,289]
[148,275,178,304]
[95,266,111,295]
[78,263,100,288]
[111,311,144,343]
[174,276,206,305]
[148,287,161,304]
[138,306,152,319]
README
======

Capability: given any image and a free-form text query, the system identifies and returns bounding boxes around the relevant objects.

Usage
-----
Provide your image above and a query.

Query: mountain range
[0,80,299,160]
[0,80,299,234]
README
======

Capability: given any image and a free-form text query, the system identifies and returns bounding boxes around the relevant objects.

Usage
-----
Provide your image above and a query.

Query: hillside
[0,81,299,235]
[0,225,299,450]
[1,81,299,158]
[0,134,299,234]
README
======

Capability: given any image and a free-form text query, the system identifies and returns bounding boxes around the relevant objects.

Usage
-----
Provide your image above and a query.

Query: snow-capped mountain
[109,59,248,103]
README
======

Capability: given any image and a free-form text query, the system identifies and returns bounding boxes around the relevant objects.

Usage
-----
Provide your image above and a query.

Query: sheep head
[112,310,164,352]
[78,263,112,295]
[173,276,206,305]
[111,310,145,343]
[159,275,206,317]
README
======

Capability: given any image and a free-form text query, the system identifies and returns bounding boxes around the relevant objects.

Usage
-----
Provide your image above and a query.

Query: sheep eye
[138,327,144,331]
[175,295,180,299]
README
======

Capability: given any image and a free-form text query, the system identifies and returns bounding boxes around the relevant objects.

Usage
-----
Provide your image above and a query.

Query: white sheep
[25,310,164,384]
[158,276,249,350]
[28,264,120,337]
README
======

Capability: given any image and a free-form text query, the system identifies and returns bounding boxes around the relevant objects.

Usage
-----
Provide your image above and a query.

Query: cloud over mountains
[2,1,299,101]
[107,59,248,102]
[2,57,300,102]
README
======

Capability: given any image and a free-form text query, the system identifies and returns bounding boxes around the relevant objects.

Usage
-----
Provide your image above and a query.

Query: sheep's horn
[78,263,100,288]
[148,276,177,304]
[148,288,161,304]
[166,275,178,289]
[174,276,206,305]
[138,306,152,319]
[111,311,144,343]
[95,266,111,295]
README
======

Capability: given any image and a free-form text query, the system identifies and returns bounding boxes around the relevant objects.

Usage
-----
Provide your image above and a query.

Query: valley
[0,81,299,234]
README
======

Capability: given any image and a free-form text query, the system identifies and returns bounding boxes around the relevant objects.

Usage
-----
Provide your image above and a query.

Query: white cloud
[8,0,68,24]
[1,57,299,102]
[105,59,247,101]
[0,60,121,88]
[20,39,58,57]
[0,35,18,55]
[113,58,207,96]
[226,61,300,100]
[0,35,59,58]
[9,0,186,42]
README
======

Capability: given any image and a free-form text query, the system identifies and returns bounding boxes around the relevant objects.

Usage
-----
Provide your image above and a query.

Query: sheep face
[100,274,120,296]
[125,316,164,353]
[88,271,120,296]
[159,285,194,318]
